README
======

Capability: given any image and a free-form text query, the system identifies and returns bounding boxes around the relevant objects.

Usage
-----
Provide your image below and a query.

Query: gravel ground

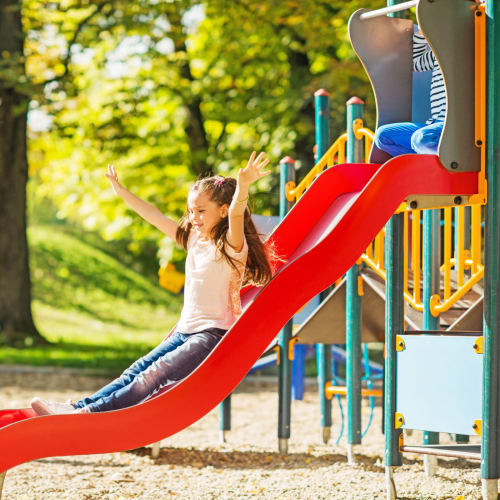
[0,368,482,499]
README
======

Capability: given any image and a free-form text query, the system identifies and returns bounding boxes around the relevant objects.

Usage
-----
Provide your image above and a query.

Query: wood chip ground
[0,370,482,499]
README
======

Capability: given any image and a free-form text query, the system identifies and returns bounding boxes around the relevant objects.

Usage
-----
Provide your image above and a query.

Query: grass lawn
[0,225,183,375]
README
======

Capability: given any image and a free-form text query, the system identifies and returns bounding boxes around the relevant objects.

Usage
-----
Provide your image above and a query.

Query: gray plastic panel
[417,0,480,171]
[397,334,482,434]
[294,294,321,325]
[349,1,480,173]
[446,296,483,332]
[349,10,414,164]
[251,214,280,238]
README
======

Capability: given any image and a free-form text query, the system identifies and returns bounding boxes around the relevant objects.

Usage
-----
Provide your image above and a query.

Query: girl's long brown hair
[176,175,283,287]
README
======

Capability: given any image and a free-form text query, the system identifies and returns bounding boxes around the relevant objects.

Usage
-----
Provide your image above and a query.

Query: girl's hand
[104,164,123,195]
[237,151,271,187]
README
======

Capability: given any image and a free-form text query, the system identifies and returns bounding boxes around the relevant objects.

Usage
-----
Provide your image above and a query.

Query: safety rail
[429,205,484,316]
[289,114,483,317]
[359,0,418,20]
[362,207,484,315]
[352,118,375,163]
[285,117,375,203]
[285,133,347,203]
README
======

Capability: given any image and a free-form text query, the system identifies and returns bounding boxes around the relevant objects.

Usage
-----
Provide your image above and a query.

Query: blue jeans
[374,121,444,156]
[73,328,226,412]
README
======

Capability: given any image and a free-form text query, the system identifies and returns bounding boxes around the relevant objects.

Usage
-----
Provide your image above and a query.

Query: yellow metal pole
[411,210,421,306]
[444,208,452,300]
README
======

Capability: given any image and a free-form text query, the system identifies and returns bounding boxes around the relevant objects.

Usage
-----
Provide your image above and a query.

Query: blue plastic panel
[397,334,482,435]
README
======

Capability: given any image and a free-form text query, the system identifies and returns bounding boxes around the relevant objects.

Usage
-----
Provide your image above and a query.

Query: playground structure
[0,1,499,500]
[217,0,496,497]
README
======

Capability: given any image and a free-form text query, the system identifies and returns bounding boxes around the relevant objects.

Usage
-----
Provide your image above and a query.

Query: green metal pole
[387,0,407,19]
[278,156,296,454]
[422,209,440,474]
[482,2,500,498]
[384,3,406,498]
[218,394,231,443]
[314,89,333,444]
[384,214,404,497]
[346,97,364,463]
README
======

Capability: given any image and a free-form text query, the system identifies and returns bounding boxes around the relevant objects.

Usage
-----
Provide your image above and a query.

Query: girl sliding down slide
[31,152,277,415]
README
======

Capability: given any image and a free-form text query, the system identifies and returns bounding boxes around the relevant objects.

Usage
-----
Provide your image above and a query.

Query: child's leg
[374,122,426,156]
[83,329,223,413]
[73,332,187,409]
[410,121,444,155]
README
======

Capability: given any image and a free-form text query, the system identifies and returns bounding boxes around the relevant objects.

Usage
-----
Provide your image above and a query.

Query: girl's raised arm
[227,152,271,252]
[105,164,179,242]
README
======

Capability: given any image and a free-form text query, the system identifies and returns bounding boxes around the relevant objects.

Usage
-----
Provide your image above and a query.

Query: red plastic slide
[0,155,477,473]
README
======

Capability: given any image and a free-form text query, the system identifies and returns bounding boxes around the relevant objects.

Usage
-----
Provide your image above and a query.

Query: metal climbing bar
[359,0,418,20]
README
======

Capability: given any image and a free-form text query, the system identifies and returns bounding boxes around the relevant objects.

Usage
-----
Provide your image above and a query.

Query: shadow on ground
[128,446,389,471]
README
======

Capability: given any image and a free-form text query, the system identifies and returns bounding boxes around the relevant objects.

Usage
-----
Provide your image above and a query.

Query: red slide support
[0,154,477,473]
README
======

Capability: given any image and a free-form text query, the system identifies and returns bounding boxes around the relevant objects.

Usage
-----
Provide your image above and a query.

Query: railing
[289,111,484,316]
[285,118,375,203]
[362,206,484,315]
[285,82,484,315]
[429,205,484,316]
[285,133,348,202]
[352,118,374,163]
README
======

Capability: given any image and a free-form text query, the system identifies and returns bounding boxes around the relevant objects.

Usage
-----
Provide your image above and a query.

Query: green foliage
[25,0,382,265]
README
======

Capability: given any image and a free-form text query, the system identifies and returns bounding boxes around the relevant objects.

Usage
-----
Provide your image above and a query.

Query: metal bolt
[473,423,478,429]
[476,10,482,17]
[398,417,403,422]
[473,343,478,350]
[451,161,458,169]
[454,196,462,205]
[410,201,418,209]
[477,140,483,146]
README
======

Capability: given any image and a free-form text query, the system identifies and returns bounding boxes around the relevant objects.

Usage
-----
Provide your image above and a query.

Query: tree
[0,0,41,345]
[2,0,381,345]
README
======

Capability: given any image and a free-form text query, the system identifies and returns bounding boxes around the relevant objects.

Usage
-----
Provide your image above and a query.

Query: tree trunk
[0,0,44,345]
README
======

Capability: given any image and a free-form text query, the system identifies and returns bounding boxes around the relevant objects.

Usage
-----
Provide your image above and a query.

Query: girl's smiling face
[187,190,228,240]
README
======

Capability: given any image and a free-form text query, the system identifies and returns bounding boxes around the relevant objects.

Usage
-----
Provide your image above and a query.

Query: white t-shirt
[176,229,249,333]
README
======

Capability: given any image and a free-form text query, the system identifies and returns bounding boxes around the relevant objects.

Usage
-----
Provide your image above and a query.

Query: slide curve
[0,154,477,473]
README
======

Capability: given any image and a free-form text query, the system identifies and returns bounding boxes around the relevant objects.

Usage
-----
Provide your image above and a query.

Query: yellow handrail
[287,117,484,319]
[362,206,484,316]
[285,133,348,203]
[353,118,374,163]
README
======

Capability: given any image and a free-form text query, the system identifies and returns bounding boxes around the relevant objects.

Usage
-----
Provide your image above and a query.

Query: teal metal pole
[422,209,440,473]
[482,2,500,496]
[218,394,231,443]
[314,89,333,444]
[384,3,406,497]
[278,156,295,454]
[346,97,364,462]
[387,0,407,19]
[384,215,404,461]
